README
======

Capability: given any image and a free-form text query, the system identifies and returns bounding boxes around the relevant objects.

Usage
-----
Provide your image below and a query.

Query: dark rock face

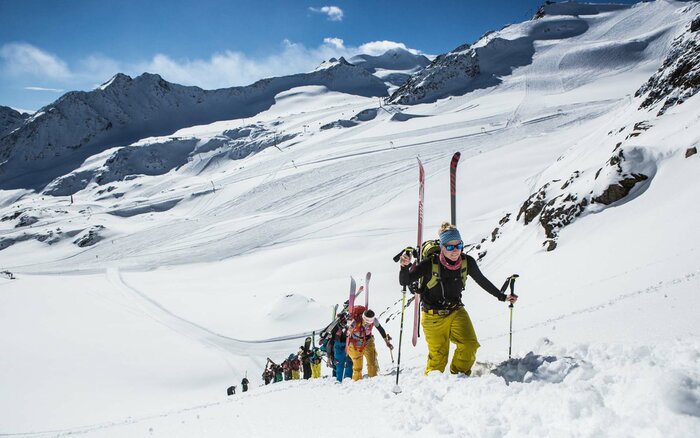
[686,147,697,158]
[16,215,39,228]
[73,225,105,247]
[592,174,649,205]
[0,106,30,138]
[320,119,358,130]
[637,18,700,115]
[517,183,552,226]
[1,211,22,222]
[538,193,589,239]
[0,270,16,280]
[504,144,651,252]
[543,240,557,252]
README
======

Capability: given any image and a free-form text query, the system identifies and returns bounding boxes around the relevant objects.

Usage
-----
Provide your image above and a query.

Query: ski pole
[393,285,407,394]
[507,274,519,360]
[393,247,417,263]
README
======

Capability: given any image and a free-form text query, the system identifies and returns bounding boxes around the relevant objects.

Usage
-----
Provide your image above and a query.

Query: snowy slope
[0,1,699,437]
[0,64,387,192]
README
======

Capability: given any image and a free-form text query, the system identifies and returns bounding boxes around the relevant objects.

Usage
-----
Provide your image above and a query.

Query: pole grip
[508,274,519,308]
[393,247,415,262]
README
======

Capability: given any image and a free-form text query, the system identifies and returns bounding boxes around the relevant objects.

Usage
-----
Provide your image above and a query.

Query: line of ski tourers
[261,272,395,386]
[228,152,521,396]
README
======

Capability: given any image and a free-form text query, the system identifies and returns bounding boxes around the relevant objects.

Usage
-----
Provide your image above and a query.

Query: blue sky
[0,0,640,111]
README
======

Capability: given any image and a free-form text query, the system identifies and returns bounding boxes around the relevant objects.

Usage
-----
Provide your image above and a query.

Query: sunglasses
[443,242,464,251]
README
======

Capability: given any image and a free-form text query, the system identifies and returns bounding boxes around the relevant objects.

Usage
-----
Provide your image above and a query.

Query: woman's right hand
[400,252,412,267]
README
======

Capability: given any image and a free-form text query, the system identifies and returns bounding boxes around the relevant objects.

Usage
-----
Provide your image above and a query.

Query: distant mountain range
[0,3,697,199]
[0,54,406,191]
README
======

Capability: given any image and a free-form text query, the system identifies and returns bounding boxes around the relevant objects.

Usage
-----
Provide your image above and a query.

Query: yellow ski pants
[291,369,300,380]
[347,337,379,381]
[311,362,322,378]
[421,307,480,374]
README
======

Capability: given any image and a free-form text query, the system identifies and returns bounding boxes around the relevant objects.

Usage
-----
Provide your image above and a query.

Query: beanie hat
[362,309,375,324]
[439,227,462,245]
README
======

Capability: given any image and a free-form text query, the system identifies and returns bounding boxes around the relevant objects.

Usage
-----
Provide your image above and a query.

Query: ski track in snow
[480,267,700,343]
[108,267,322,349]
[2,2,700,436]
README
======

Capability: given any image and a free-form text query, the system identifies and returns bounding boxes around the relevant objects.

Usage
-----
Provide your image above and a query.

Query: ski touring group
[261,336,324,384]
[239,153,519,394]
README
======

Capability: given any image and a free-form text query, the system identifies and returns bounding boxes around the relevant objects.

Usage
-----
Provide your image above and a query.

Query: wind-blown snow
[0,1,699,437]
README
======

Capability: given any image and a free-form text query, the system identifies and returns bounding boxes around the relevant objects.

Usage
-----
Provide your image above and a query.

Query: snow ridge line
[108,267,323,346]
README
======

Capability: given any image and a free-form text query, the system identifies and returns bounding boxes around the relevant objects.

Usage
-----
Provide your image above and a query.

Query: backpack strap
[459,255,468,290]
[425,254,469,290]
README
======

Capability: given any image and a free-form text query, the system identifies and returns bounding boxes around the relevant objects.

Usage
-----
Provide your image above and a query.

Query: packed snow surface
[1,1,699,437]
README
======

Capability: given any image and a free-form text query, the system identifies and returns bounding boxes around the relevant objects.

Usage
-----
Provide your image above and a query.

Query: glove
[400,253,412,267]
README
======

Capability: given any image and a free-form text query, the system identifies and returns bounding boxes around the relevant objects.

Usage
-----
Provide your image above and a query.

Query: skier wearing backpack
[281,358,292,380]
[346,306,393,381]
[299,338,313,380]
[399,222,517,375]
[310,347,323,378]
[327,312,353,382]
[289,353,301,380]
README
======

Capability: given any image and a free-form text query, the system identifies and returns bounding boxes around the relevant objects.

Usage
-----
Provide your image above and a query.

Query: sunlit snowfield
[1,2,699,436]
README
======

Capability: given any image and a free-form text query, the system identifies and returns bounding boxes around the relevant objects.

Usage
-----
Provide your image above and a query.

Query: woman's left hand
[506,294,518,304]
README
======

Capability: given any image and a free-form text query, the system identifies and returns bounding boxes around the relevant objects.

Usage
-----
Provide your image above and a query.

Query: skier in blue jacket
[327,313,353,382]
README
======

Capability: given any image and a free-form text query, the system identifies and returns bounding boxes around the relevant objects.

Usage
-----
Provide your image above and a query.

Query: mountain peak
[348,48,430,74]
[315,56,353,71]
[98,72,169,91]
[98,73,132,90]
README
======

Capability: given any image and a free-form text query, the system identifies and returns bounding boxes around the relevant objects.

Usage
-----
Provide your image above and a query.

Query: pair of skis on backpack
[319,272,371,342]
[394,152,462,346]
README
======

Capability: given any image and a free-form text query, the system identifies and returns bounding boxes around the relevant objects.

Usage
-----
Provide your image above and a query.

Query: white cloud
[135,39,350,89]
[24,86,64,92]
[358,41,422,56]
[323,38,345,50]
[0,43,71,79]
[0,39,423,95]
[309,6,344,21]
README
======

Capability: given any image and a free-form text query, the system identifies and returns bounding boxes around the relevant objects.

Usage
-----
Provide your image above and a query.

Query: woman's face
[441,239,463,262]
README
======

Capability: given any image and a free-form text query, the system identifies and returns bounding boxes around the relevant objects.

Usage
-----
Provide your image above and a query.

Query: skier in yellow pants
[400,222,518,375]
[346,307,393,381]
[310,347,323,378]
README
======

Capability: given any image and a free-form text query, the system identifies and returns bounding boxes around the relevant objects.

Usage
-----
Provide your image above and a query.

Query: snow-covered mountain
[349,47,431,87]
[0,105,29,138]
[349,48,431,73]
[389,2,646,105]
[1,2,699,437]
[0,63,388,192]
